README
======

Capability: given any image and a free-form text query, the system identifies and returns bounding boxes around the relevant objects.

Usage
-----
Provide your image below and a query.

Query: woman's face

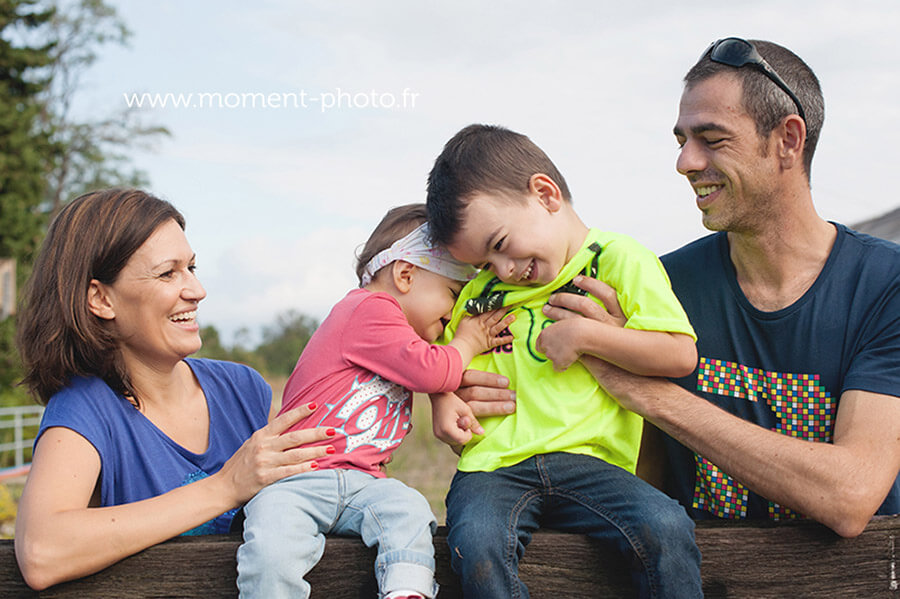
[96,219,207,369]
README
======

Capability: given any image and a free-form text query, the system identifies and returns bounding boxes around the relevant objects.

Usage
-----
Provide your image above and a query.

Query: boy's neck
[561,205,590,265]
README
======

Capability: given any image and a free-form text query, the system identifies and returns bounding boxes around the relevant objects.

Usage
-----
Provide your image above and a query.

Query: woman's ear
[529,173,564,213]
[87,279,116,320]
[391,261,416,294]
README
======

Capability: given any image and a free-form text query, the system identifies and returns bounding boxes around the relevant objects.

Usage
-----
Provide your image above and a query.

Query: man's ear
[528,173,564,213]
[777,114,806,171]
[391,261,416,294]
[87,279,116,320]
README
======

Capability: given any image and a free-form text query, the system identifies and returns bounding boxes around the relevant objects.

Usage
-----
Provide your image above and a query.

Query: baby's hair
[355,203,428,285]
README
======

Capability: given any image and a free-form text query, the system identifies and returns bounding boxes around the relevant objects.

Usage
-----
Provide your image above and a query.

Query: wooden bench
[1,516,897,598]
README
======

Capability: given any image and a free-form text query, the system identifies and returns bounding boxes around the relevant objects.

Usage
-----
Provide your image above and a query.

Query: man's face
[445,192,571,286]
[673,73,780,233]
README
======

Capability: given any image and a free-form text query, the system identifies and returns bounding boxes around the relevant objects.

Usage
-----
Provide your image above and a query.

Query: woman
[14,188,332,590]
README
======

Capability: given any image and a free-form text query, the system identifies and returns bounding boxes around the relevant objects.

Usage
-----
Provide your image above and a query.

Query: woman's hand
[216,403,335,506]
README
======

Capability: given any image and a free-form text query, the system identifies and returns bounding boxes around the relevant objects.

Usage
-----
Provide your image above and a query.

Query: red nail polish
[310,461,319,470]
[307,402,317,411]
[326,428,336,436]
[326,446,336,454]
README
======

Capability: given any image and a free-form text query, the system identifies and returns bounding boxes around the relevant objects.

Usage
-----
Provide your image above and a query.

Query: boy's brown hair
[425,124,571,246]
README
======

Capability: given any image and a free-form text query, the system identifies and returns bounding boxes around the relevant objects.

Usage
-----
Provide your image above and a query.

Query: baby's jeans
[237,469,438,599]
[446,452,702,599]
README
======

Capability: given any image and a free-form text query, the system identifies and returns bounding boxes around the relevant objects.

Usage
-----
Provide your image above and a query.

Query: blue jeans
[237,469,438,599]
[446,452,702,599]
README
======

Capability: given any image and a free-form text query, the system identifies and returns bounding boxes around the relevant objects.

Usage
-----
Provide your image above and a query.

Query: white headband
[360,223,478,287]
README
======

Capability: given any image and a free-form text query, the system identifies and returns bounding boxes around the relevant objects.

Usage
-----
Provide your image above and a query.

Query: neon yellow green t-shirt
[441,228,696,474]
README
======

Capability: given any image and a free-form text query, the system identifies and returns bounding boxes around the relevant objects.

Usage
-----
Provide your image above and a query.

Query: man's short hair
[685,39,824,181]
[426,124,571,246]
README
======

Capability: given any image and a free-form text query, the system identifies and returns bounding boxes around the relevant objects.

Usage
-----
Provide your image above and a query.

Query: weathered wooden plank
[1,517,897,598]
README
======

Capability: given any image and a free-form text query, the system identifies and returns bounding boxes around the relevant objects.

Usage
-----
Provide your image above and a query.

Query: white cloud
[85,0,900,339]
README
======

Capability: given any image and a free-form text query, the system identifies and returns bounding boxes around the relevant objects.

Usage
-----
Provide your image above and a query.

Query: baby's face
[404,269,464,342]
[447,192,570,286]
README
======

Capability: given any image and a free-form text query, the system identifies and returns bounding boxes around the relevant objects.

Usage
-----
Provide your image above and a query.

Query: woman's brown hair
[16,188,185,404]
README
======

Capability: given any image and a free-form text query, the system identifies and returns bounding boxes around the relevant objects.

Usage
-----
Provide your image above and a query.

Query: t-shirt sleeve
[340,294,464,393]
[842,277,900,397]
[598,235,697,340]
[36,379,110,458]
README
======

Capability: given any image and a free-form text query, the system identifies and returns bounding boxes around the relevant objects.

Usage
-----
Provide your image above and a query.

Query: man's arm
[583,356,900,538]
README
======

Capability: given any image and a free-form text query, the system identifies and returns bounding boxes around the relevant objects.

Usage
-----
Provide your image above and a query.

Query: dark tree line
[0,0,166,406]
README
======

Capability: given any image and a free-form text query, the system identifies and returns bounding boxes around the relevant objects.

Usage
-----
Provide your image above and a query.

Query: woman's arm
[15,405,331,590]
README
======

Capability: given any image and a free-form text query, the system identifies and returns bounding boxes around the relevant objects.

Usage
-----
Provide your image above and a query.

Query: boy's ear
[529,173,564,213]
[391,261,416,294]
[87,279,116,320]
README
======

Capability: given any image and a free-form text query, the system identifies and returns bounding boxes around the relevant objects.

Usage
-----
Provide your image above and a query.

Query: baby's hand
[535,318,583,372]
[450,310,515,365]
[430,392,484,448]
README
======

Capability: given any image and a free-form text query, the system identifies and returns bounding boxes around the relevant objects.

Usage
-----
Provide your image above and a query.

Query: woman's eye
[188,264,198,274]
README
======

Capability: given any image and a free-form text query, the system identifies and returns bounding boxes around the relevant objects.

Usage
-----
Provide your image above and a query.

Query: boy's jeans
[446,452,703,599]
[237,469,438,599]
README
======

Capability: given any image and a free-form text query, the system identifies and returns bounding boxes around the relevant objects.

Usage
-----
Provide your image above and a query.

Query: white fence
[0,405,43,470]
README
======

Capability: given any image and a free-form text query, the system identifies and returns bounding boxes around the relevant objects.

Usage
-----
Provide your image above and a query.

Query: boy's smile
[446,189,582,287]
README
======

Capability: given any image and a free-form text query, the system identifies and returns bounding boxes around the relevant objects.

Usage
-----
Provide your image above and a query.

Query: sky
[74,0,900,344]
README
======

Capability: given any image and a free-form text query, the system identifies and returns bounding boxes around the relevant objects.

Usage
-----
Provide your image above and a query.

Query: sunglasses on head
[704,37,806,125]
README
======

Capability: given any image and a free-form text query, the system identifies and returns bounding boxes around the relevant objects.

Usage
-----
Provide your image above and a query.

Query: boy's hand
[430,392,484,447]
[536,319,584,371]
[450,309,515,365]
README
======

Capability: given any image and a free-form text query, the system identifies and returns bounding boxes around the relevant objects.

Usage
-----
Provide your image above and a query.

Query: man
[468,38,900,537]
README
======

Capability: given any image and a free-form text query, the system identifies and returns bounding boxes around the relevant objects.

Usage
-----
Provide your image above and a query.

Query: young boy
[426,124,703,599]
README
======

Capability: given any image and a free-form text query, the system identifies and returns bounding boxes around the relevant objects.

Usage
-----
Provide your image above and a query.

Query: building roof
[852,206,900,244]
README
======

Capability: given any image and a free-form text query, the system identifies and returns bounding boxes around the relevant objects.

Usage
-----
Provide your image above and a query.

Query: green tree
[255,311,319,378]
[0,0,55,401]
[39,0,168,215]
[1,0,169,407]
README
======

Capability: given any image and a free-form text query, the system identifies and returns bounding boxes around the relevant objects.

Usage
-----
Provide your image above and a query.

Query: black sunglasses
[704,37,806,125]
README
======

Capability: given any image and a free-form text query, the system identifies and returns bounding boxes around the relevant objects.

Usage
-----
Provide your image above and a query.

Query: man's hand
[455,369,516,416]
[541,275,626,326]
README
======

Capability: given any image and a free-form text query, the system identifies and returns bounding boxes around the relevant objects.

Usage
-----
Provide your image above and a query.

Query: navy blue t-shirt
[36,358,270,534]
[661,224,900,520]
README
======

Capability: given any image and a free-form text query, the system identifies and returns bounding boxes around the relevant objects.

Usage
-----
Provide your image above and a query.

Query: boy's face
[446,192,571,286]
